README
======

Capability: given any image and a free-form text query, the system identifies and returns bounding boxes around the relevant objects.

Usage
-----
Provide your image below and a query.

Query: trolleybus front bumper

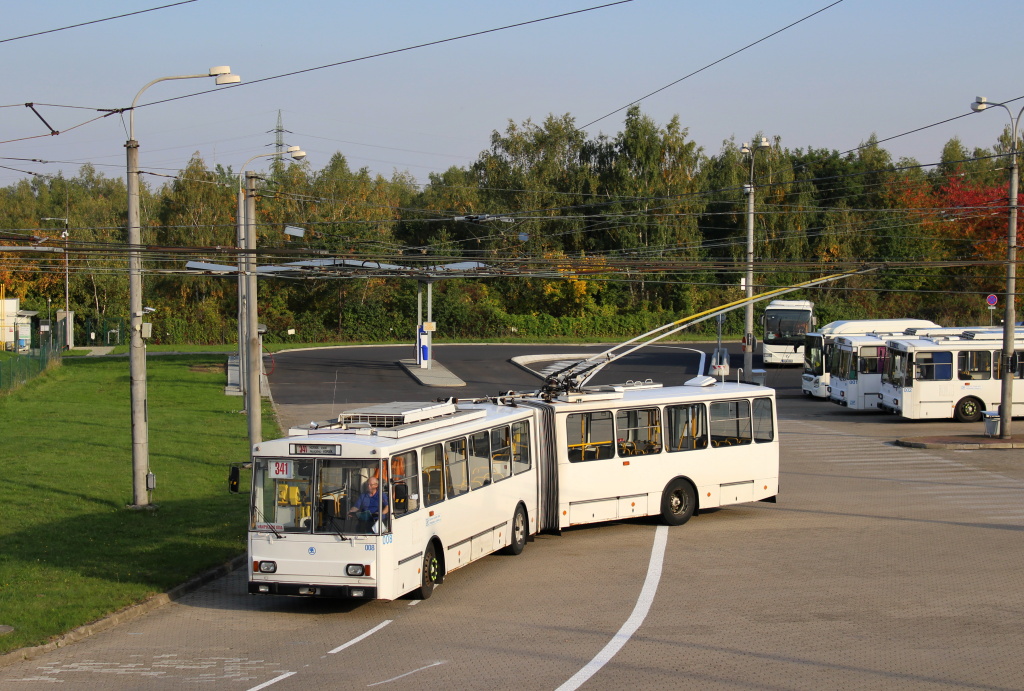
[248,581,377,599]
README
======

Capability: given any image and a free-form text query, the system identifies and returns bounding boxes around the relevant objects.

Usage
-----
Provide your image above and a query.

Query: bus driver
[349,477,388,531]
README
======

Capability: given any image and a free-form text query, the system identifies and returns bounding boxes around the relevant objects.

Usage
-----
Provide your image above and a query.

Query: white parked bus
[802,319,941,398]
[242,378,779,601]
[828,327,1003,410]
[878,330,1024,422]
[761,299,814,366]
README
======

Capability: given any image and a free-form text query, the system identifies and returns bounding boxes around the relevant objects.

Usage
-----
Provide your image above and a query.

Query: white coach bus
[878,330,1024,422]
[761,299,814,366]
[241,378,779,601]
[802,319,941,398]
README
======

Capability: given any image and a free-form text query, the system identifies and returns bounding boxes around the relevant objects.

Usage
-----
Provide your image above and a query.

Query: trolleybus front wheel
[417,543,441,600]
[661,478,696,526]
[503,504,528,555]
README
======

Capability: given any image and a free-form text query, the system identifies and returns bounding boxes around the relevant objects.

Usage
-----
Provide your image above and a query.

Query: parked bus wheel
[954,396,983,423]
[503,504,528,555]
[661,478,696,526]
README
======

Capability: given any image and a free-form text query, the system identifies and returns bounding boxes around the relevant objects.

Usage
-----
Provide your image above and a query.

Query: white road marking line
[328,620,393,654]
[367,661,446,686]
[407,599,420,606]
[246,671,296,691]
[556,525,669,691]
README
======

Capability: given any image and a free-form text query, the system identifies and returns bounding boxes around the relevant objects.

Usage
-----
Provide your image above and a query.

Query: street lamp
[740,136,771,379]
[237,146,306,449]
[40,217,69,349]
[125,66,240,509]
[969,96,1021,439]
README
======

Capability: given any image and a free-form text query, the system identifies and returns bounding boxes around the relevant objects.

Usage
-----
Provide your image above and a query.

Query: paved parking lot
[2,346,1022,689]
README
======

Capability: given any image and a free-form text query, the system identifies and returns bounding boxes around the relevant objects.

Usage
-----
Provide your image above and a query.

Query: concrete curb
[895,438,1024,450]
[0,554,246,669]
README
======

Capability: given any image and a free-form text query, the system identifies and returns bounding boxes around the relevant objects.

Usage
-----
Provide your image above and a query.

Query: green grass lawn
[0,355,278,654]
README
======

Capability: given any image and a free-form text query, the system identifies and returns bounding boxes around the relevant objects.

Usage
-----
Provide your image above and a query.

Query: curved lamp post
[740,137,771,379]
[125,66,240,508]
[236,146,306,449]
[969,97,1021,439]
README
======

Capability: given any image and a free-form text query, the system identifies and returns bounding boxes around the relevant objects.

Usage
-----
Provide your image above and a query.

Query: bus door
[563,409,622,523]
[386,451,427,598]
[913,350,953,418]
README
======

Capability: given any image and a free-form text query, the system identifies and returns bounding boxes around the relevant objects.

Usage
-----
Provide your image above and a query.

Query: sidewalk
[895,433,1024,450]
[398,358,466,387]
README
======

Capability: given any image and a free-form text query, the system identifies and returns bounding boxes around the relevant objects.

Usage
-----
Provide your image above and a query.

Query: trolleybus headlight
[346,563,370,577]
[258,561,277,574]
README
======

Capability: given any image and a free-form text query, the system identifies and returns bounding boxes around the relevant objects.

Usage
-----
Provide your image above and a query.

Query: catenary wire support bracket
[24,103,59,135]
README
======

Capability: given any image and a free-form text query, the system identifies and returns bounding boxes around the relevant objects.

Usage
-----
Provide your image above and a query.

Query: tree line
[1,105,1019,345]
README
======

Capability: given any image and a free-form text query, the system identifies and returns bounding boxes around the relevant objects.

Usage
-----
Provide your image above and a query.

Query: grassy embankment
[0,354,278,654]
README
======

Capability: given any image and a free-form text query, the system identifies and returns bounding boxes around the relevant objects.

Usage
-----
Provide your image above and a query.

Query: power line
[0,1,199,44]
[137,1,635,110]
[580,0,846,129]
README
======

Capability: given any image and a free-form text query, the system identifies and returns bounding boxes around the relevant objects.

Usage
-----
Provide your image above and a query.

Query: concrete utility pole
[970,97,1021,439]
[125,67,240,508]
[245,170,261,447]
[741,137,771,379]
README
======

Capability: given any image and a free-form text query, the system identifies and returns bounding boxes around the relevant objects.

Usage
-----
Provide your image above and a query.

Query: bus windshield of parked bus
[883,349,912,389]
[804,334,825,375]
[764,309,811,346]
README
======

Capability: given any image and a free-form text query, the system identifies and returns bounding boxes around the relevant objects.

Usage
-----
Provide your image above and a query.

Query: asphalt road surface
[2,344,1022,690]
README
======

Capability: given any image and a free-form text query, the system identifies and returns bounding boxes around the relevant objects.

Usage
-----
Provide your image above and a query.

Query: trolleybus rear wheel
[661,478,696,526]
[954,396,983,423]
[417,543,440,600]
[503,504,527,555]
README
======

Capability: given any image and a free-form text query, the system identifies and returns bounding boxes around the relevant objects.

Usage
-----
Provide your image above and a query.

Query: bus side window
[511,420,532,474]
[958,351,991,380]
[445,438,469,498]
[709,400,752,446]
[666,403,707,452]
[615,407,662,456]
[391,452,419,516]
[468,431,491,489]
[566,411,615,462]
[490,425,511,482]
[421,444,444,507]
[753,398,774,443]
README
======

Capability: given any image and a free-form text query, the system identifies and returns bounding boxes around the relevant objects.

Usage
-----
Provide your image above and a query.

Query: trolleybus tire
[954,396,983,423]
[661,478,696,526]
[503,504,528,555]
[417,543,441,600]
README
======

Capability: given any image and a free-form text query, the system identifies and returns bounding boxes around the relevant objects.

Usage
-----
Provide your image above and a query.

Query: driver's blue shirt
[352,490,387,513]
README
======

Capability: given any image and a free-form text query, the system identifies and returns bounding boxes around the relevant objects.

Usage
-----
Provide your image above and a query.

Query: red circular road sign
[987,294,999,306]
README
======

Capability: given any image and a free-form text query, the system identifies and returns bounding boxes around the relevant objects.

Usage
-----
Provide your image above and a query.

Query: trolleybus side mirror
[228,465,241,494]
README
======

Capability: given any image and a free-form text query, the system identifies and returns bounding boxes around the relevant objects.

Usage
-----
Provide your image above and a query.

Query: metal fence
[77,317,128,348]
[1,325,64,393]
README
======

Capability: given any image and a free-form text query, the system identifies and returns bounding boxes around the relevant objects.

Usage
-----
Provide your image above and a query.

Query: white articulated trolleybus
[244,379,779,601]
[761,299,814,366]
[238,269,875,601]
[801,318,941,399]
[878,330,1024,422]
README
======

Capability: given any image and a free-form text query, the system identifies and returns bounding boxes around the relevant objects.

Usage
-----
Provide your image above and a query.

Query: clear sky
[1,0,1020,188]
